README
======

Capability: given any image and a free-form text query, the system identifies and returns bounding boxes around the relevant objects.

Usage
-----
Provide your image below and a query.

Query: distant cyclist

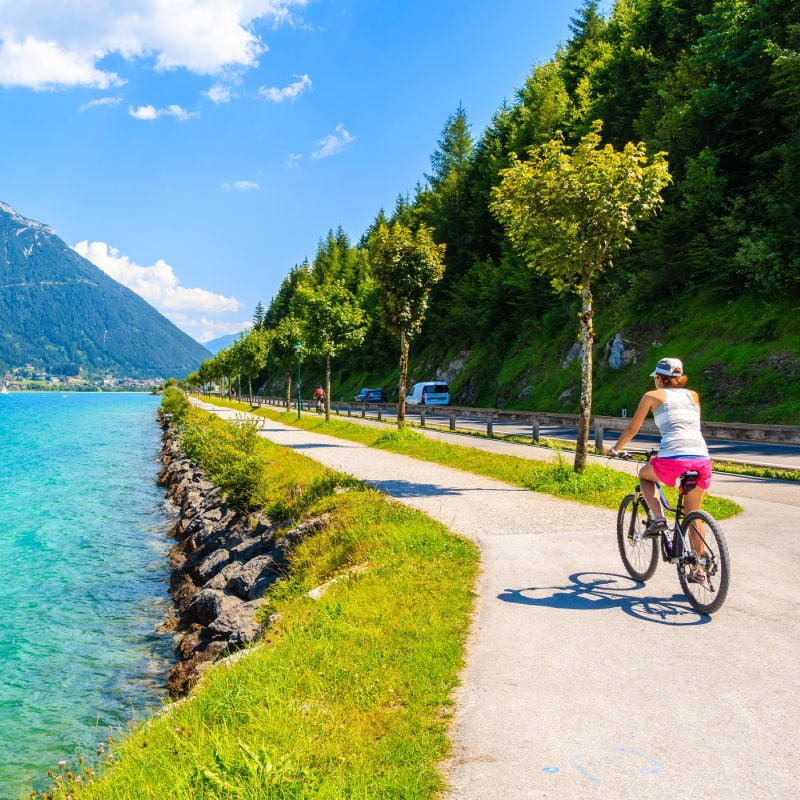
[313,384,325,413]
[605,357,712,533]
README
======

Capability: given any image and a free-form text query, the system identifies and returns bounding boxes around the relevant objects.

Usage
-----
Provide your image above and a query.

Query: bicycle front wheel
[616,493,659,582]
[678,510,730,614]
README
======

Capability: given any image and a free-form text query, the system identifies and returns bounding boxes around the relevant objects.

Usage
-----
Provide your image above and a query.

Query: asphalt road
[196,400,800,800]
[336,405,800,469]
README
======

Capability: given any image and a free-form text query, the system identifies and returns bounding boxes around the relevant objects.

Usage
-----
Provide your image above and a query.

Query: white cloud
[259,73,310,103]
[129,104,158,120]
[79,96,122,111]
[73,240,243,340]
[286,153,303,167]
[222,180,260,191]
[0,1,310,89]
[0,34,125,90]
[312,124,355,160]
[166,103,199,120]
[205,84,233,103]
[128,103,199,120]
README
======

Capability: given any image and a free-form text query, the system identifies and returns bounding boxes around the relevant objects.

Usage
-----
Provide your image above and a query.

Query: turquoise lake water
[0,392,174,799]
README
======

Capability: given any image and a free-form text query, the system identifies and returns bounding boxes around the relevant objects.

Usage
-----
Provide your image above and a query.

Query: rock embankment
[156,419,328,697]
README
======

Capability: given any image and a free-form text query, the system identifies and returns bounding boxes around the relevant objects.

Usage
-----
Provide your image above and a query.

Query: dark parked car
[353,388,387,403]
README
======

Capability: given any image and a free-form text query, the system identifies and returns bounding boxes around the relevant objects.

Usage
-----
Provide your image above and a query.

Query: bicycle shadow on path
[364,478,466,498]
[498,572,710,626]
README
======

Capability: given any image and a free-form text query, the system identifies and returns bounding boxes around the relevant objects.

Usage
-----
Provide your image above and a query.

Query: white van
[405,381,450,406]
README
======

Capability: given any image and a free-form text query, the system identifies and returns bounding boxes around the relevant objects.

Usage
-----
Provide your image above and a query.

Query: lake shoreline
[155,412,327,697]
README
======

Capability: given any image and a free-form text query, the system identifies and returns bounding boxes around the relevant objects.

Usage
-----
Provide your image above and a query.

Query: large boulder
[208,598,266,644]
[191,547,231,584]
[185,588,241,626]
[227,555,280,600]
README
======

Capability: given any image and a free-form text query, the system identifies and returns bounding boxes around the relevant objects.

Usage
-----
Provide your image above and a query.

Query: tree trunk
[397,330,410,429]
[248,376,253,404]
[574,283,594,473]
[285,369,292,410]
[325,355,331,422]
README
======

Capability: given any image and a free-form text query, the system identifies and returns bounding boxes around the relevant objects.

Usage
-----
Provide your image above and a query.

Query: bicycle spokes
[616,494,659,583]
[677,510,730,614]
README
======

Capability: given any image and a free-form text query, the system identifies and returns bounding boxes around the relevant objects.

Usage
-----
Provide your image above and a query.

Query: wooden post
[531,420,540,443]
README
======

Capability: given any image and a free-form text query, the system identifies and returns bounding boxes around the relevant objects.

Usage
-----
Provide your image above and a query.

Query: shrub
[178,411,270,514]
[160,386,191,422]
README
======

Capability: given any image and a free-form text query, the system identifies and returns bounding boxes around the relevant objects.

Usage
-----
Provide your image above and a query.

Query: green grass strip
[214,398,741,521]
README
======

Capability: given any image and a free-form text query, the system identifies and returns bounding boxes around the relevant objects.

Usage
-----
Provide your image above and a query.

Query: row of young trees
[188,221,447,428]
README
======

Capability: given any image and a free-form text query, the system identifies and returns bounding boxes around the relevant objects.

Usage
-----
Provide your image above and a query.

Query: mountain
[202,332,244,355]
[0,202,210,378]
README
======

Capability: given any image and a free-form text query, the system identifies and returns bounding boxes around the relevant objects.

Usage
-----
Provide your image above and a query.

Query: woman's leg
[683,487,707,556]
[637,463,664,522]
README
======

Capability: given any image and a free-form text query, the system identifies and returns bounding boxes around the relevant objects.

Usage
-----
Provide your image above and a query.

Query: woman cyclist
[605,358,713,574]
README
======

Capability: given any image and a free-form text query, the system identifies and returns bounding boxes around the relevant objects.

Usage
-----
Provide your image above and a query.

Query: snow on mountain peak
[0,201,56,236]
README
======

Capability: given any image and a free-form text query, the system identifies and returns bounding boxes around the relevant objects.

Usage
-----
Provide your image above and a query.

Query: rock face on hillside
[157,420,329,697]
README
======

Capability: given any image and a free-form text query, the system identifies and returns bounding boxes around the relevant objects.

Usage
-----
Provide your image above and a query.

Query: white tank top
[652,388,709,458]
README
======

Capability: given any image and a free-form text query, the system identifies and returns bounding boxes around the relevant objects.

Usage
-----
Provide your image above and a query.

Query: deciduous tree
[369,221,446,427]
[293,281,367,421]
[271,315,304,410]
[236,328,270,401]
[490,120,671,471]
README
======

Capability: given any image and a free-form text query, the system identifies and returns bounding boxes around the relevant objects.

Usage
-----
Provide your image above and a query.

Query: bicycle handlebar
[608,447,659,461]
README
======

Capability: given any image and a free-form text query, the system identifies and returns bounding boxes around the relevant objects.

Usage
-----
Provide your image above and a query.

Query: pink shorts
[651,456,712,490]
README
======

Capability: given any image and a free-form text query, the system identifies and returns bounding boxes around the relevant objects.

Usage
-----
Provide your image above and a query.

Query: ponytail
[661,374,688,388]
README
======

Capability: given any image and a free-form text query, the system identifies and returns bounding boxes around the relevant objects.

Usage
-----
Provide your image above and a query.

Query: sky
[0,0,602,345]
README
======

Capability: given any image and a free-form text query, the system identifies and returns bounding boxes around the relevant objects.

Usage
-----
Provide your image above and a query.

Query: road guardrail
[239,394,800,451]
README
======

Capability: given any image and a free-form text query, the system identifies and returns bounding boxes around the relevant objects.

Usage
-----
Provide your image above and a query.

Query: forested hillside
[202,0,800,424]
[0,202,210,378]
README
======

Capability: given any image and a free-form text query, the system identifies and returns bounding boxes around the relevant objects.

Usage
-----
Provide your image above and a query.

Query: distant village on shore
[2,364,164,391]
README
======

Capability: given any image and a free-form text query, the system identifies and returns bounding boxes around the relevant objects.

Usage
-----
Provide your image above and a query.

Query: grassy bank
[43,406,478,800]
[212,398,741,521]
[43,395,740,797]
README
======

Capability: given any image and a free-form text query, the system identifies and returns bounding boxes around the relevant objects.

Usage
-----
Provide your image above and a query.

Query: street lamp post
[294,341,303,419]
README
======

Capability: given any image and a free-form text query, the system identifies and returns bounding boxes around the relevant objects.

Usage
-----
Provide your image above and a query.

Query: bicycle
[614,449,730,614]
[315,395,325,414]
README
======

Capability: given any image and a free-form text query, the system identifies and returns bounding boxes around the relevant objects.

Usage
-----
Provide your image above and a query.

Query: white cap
[650,357,683,377]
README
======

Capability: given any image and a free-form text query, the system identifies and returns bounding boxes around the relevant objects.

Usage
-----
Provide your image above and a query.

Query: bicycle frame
[633,454,700,564]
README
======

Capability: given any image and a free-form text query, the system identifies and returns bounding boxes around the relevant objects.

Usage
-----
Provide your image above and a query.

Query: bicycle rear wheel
[616,493,659,582]
[678,510,730,614]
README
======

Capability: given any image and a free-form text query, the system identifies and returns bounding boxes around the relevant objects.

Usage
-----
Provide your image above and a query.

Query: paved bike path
[196,401,800,800]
